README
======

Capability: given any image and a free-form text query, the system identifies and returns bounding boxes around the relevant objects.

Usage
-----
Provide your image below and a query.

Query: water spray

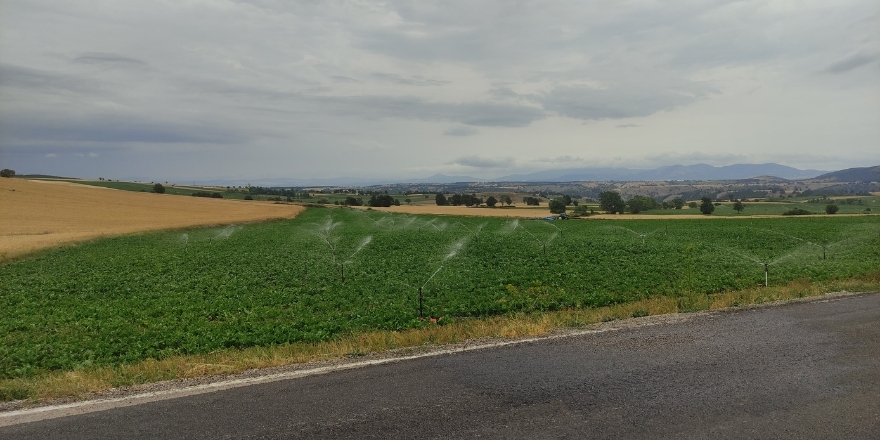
[517,223,555,255]
[455,222,486,241]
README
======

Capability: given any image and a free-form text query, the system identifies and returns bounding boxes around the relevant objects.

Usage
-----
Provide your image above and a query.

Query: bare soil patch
[0,179,304,260]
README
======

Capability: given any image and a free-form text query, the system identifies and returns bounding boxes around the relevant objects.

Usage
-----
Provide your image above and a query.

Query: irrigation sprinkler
[764,263,769,287]
[517,223,555,255]
[609,225,663,245]
[392,237,468,318]
[454,221,487,241]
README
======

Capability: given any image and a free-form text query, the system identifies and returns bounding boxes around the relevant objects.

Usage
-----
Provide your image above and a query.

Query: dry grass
[0,178,304,261]
[3,271,878,404]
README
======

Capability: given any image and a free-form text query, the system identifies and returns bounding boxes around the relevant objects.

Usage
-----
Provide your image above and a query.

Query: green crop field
[71,180,245,198]
[2,208,879,381]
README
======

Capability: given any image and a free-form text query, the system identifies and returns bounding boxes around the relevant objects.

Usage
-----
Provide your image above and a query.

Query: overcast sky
[1,0,878,183]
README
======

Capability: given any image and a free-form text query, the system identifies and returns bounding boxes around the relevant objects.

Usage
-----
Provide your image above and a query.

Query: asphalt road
[3,293,879,439]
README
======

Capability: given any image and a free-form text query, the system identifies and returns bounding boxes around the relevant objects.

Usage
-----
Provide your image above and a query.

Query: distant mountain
[192,176,393,187]
[495,163,827,182]
[185,163,835,187]
[811,165,880,183]
[191,173,484,187]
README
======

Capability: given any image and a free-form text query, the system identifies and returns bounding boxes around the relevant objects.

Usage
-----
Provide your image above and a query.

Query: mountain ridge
[184,163,846,187]
[494,163,827,182]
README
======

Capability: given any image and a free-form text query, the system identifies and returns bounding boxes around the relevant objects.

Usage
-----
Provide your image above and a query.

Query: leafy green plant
[1,210,878,380]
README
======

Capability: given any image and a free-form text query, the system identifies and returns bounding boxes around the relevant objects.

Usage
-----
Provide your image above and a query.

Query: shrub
[699,197,715,215]
[548,198,567,214]
[825,204,839,214]
[344,196,363,206]
[192,191,223,199]
[783,208,811,216]
[151,183,165,194]
[0,169,15,178]
[244,195,253,200]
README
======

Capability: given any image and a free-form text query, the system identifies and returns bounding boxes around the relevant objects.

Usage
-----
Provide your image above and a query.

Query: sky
[1,0,878,183]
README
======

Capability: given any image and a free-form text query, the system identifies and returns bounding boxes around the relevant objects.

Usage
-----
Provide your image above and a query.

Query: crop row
[1,208,879,379]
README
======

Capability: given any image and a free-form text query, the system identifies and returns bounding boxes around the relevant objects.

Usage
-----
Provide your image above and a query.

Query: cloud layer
[1,0,878,181]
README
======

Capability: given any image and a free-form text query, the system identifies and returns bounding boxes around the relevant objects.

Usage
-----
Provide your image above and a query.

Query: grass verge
[2,272,879,405]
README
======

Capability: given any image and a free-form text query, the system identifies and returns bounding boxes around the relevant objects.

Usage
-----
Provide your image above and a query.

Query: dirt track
[0,179,304,259]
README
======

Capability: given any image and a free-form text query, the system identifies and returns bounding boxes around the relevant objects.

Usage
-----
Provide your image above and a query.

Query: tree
[523,196,541,206]
[0,169,15,178]
[449,193,481,206]
[733,200,745,213]
[688,201,698,209]
[672,198,685,209]
[368,194,395,207]
[599,191,625,214]
[152,183,166,194]
[486,196,498,207]
[343,196,363,206]
[699,197,715,215]
[561,195,572,206]
[825,204,839,214]
[549,198,567,214]
[626,195,657,214]
[502,195,513,205]
[435,193,448,206]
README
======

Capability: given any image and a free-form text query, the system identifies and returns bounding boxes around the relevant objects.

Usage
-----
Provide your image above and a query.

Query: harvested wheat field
[0,179,304,260]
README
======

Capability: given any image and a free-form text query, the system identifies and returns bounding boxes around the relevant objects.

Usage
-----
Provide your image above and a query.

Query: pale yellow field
[0,179,304,259]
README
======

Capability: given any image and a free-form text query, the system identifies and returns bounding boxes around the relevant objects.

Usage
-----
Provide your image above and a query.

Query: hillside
[812,166,880,183]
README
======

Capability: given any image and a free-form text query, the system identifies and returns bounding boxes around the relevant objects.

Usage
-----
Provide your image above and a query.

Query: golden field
[0,179,304,260]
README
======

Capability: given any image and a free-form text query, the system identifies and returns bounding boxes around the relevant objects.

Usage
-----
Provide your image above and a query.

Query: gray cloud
[370,73,450,86]
[1,113,247,145]
[539,83,710,120]
[825,51,880,74]
[0,63,103,95]
[448,155,513,168]
[72,52,147,66]
[321,95,545,127]
[443,126,479,136]
[1,0,876,181]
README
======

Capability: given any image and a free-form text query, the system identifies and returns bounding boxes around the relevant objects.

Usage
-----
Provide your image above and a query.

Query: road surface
[2,292,879,439]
